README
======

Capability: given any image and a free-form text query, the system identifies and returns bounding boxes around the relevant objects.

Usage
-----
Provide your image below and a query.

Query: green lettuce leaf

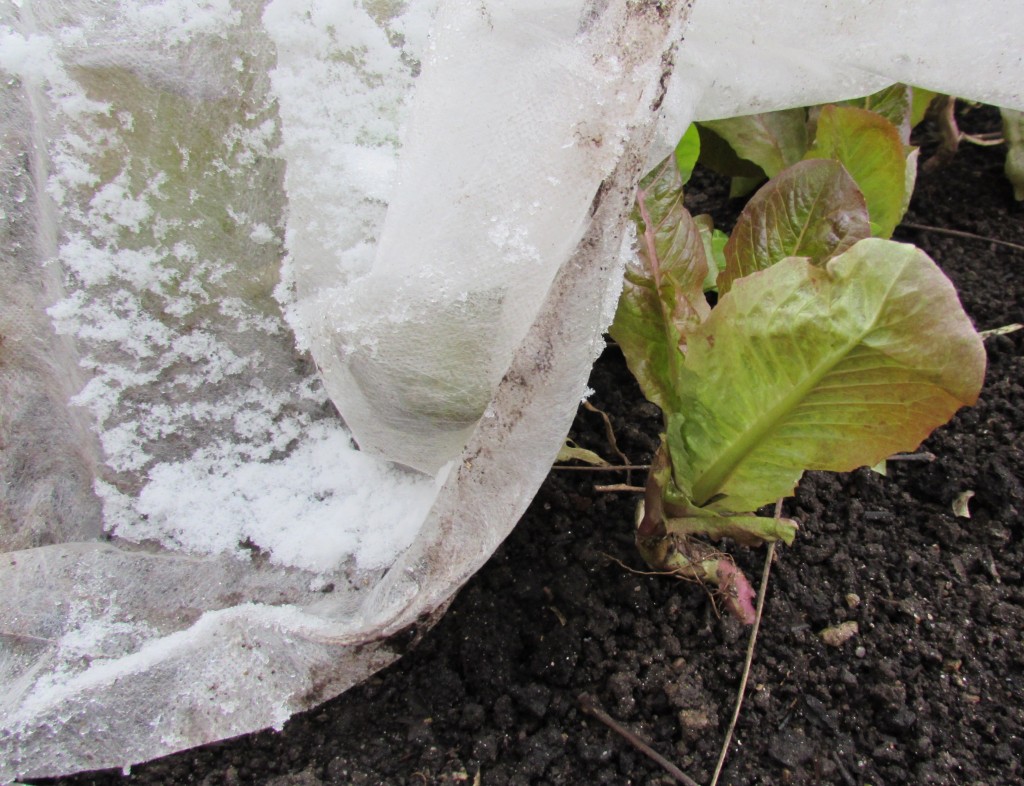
[674,123,701,186]
[667,239,986,513]
[843,84,913,143]
[719,159,870,294]
[663,513,798,546]
[693,214,727,291]
[805,105,910,238]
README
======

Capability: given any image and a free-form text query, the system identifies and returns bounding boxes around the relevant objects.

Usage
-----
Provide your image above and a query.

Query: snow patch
[104,422,436,573]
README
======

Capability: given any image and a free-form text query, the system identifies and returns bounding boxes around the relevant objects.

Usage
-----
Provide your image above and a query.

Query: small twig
[0,630,58,646]
[960,132,1005,146]
[551,464,651,472]
[579,694,701,786]
[594,483,646,493]
[708,500,782,786]
[980,323,1023,339]
[831,751,858,786]
[886,451,936,462]
[901,222,1024,254]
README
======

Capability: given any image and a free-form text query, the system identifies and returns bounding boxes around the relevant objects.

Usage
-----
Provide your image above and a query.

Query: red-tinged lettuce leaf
[634,155,684,228]
[667,239,986,514]
[699,108,809,178]
[1002,108,1024,201]
[805,105,909,238]
[610,172,711,415]
[719,159,870,294]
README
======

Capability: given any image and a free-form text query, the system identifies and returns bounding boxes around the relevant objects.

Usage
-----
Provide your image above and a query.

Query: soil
[38,105,1023,786]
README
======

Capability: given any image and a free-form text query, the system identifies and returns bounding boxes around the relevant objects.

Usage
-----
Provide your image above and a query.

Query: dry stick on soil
[708,499,783,786]
[887,451,936,462]
[551,464,651,472]
[579,694,702,786]
[902,222,1024,254]
[594,483,646,493]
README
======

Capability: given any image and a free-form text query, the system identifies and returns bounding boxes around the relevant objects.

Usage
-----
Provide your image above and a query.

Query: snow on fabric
[1,0,1023,780]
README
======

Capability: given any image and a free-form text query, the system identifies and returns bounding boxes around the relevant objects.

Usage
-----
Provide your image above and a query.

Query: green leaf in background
[666,239,986,513]
[700,108,809,178]
[900,146,920,219]
[1001,108,1024,201]
[695,124,768,180]
[692,214,727,291]
[728,174,765,199]
[844,84,913,143]
[805,105,910,238]
[610,182,711,415]
[674,123,701,186]
[911,87,940,128]
[719,159,871,294]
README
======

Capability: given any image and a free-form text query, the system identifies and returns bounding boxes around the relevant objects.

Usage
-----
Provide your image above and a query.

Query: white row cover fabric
[0,0,1020,779]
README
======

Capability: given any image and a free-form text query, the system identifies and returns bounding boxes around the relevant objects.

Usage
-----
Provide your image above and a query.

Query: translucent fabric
[1,0,1021,778]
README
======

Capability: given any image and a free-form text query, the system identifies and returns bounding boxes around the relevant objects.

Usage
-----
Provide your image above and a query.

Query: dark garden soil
[40,106,1023,786]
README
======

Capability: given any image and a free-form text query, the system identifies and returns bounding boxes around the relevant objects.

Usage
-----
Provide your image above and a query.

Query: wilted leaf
[700,108,809,178]
[719,159,870,294]
[805,105,909,238]
[952,490,974,518]
[610,182,711,414]
[556,439,610,467]
[1001,108,1024,201]
[667,239,986,513]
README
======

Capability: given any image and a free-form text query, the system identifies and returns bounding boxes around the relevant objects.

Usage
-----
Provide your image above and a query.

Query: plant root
[582,400,631,467]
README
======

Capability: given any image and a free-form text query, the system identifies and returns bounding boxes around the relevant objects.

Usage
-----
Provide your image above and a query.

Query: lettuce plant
[611,103,986,622]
